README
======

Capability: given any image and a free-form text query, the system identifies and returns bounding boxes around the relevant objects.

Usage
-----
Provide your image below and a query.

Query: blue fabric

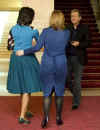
[7,53,42,94]
[7,24,42,94]
[11,24,39,51]
[24,28,70,56]
[40,53,68,96]
[24,27,70,96]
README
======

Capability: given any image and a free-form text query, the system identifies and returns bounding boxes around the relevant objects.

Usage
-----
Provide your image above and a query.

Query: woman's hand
[16,50,24,56]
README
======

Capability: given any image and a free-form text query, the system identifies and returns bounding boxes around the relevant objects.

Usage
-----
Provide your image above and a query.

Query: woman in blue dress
[7,7,42,124]
[16,10,70,128]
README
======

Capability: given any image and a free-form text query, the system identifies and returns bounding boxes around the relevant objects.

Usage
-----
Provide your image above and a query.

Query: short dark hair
[71,9,81,17]
[17,7,35,26]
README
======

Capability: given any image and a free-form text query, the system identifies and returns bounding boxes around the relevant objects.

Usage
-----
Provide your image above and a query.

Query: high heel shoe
[41,117,48,128]
[18,118,31,124]
[56,118,63,125]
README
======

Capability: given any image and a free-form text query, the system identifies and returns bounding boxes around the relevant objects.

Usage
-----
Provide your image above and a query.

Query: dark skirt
[7,53,43,94]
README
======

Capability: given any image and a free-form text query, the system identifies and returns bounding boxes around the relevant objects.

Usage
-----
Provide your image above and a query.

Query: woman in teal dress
[7,7,42,124]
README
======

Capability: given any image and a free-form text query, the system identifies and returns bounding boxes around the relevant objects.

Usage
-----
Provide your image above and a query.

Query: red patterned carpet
[55,0,100,88]
[0,96,100,130]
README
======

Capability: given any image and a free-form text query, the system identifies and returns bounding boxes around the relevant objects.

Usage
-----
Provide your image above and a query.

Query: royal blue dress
[24,27,70,96]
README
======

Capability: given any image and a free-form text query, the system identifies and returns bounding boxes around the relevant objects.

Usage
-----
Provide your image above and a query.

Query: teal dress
[7,24,42,94]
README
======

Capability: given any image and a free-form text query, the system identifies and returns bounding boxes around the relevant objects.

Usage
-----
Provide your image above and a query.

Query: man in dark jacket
[66,9,91,110]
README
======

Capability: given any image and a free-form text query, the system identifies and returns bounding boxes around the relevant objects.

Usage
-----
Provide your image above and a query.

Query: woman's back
[43,27,70,56]
[11,24,39,51]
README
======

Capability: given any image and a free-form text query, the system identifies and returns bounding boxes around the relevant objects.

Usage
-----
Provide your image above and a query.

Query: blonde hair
[49,10,65,30]
[71,9,81,17]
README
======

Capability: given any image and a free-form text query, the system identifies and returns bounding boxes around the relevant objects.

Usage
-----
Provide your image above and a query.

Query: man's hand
[16,50,24,56]
[72,41,80,47]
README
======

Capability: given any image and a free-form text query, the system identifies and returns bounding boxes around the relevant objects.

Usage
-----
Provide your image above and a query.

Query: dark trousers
[67,56,84,105]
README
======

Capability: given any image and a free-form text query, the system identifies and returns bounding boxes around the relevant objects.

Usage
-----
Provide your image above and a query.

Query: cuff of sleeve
[24,50,30,55]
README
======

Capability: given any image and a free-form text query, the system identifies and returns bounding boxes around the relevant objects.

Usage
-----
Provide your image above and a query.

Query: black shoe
[72,104,79,110]
[18,118,31,124]
[41,117,48,128]
[26,112,33,118]
[56,118,63,125]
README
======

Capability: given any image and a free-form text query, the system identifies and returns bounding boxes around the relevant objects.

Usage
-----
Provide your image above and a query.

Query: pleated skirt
[7,53,43,94]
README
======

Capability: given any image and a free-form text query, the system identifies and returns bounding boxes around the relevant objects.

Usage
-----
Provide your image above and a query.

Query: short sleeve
[32,29,39,41]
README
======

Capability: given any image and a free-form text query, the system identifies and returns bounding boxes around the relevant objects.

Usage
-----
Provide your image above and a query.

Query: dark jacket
[66,23,91,65]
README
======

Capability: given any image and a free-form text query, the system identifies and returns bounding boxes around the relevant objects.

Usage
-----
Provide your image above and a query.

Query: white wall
[22,0,54,32]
